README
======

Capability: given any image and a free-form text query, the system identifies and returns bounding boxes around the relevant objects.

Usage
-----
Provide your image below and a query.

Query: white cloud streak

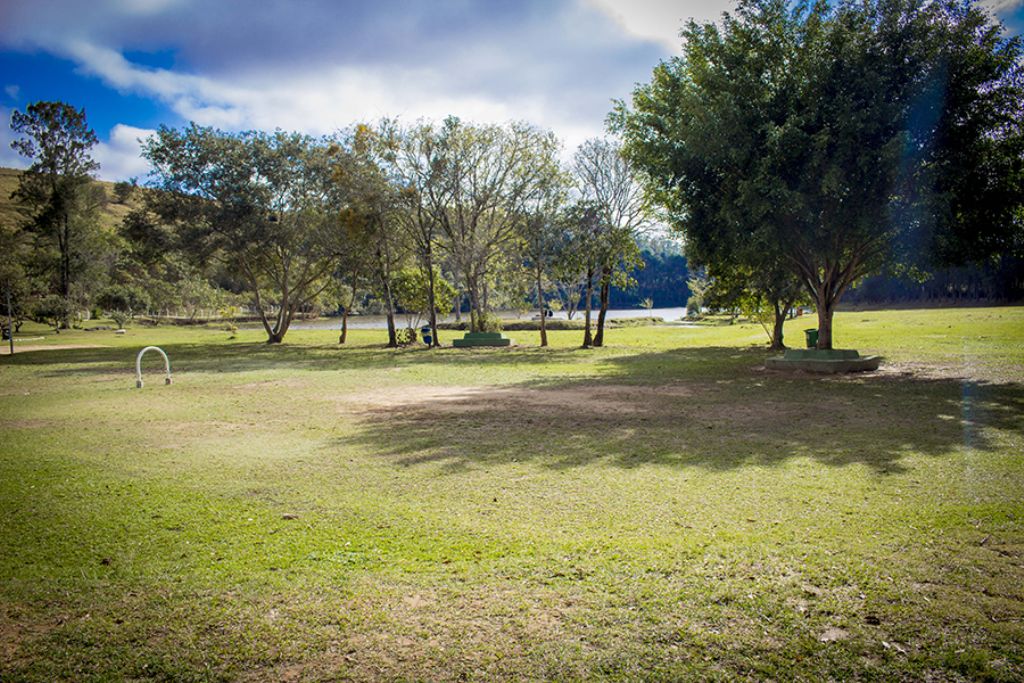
[583,0,734,51]
[93,123,155,181]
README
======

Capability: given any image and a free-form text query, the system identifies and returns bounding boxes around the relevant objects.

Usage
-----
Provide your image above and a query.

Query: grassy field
[1,307,1022,681]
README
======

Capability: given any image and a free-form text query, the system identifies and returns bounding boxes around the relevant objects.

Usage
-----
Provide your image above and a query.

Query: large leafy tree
[615,0,1023,349]
[428,118,561,333]
[143,125,343,343]
[383,119,457,348]
[10,101,102,327]
[334,124,409,348]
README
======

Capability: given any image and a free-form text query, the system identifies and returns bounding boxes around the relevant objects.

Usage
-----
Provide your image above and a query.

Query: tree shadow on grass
[341,346,1024,475]
[0,339,603,379]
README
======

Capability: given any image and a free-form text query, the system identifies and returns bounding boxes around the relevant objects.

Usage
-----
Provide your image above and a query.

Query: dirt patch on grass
[0,344,104,355]
[236,378,311,391]
[334,383,697,417]
[0,606,57,670]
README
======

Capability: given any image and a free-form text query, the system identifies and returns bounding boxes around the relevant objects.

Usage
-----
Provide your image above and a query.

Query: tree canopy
[143,125,344,343]
[9,101,103,328]
[615,0,1024,349]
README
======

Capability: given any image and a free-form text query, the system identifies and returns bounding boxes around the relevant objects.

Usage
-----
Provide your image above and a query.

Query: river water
[290,307,689,330]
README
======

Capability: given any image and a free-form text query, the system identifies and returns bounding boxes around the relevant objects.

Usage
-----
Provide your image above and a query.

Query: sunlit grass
[2,307,1022,680]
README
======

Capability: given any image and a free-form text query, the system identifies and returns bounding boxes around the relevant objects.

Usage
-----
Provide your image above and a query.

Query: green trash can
[804,328,819,348]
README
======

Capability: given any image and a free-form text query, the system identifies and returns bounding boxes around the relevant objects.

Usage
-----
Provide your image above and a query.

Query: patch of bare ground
[0,418,54,430]
[235,378,312,391]
[0,343,104,355]
[0,605,56,670]
[820,357,1022,384]
[333,383,697,417]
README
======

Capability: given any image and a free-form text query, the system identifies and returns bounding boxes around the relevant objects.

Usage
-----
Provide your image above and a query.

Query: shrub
[477,312,503,333]
[686,295,703,319]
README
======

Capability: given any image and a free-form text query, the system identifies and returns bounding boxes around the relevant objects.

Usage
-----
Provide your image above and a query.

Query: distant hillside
[0,166,140,233]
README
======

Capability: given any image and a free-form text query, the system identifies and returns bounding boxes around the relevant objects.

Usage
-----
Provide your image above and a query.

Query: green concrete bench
[765,348,881,373]
[452,332,513,347]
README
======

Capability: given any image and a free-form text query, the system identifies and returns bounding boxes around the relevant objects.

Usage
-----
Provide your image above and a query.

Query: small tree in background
[573,138,650,346]
[10,101,101,328]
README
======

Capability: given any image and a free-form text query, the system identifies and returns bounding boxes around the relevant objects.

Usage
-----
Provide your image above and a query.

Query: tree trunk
[339,307,349,344]
[536,267,547,348]
[385,310,397,347]
[466,273,482,332]
[593,266,611,347]
[382,277,398,347]
[582,266,594,348]
[815,295,834,350]
[769,299,787,351]
[60,212,72,329]
[425,251,440,348]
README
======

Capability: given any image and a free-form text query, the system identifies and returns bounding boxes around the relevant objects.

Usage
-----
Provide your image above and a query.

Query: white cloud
[2,106,152,181]
[59,38,626,157]
[582,0,734,52]
[981,0,1024,12]
[1,1,670,163]
[93,123,154,181]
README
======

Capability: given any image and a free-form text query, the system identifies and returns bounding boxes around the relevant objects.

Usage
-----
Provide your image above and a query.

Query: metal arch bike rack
[136,346,172,388]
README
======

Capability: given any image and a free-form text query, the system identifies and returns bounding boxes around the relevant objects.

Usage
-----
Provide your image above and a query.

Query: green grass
[2,308,1023,681]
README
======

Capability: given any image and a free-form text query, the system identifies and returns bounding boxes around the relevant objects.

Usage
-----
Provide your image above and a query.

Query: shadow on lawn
[0,338,603,378]
[342,346,1024,475]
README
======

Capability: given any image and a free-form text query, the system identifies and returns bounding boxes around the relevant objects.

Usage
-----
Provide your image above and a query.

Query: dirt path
[0,344,105,356]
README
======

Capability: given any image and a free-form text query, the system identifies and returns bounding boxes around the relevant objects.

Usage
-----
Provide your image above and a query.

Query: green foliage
[9,101,103,326]
[31,294,77,332]
[143,125,343,343]
[395,327,418,345]
[396,117,562,332]
[391,266,457,324]
[219,305,240,338]
[112,178,136,204]
[685,295,703,320]
[615,0,1024,348]
[477,311,504,333]
[109,310,129,329]
[96,284,150,319]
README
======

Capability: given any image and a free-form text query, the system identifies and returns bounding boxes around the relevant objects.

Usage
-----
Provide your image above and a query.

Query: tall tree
[615,0,1024,349]
[10,101,100,327]
[559,201,606,348]
[335,124,408,348]
[429,118,561,332]
[519,183,568,347]
[385,119,456,348]
[143,125,342,343]
[572,138,649,347]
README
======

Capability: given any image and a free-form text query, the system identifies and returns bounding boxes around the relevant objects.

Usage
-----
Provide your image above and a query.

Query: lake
[290,307,689,330]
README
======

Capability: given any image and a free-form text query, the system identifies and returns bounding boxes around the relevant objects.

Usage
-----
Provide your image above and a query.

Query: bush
[477,312,503,333]
[396,327,418,345]
[113,179,137,204]
[32,295,77,331]
[110,310,129,329]
[686,295,703,319]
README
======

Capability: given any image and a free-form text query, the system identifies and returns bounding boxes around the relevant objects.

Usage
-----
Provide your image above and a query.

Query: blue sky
[1,0,1022,181]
